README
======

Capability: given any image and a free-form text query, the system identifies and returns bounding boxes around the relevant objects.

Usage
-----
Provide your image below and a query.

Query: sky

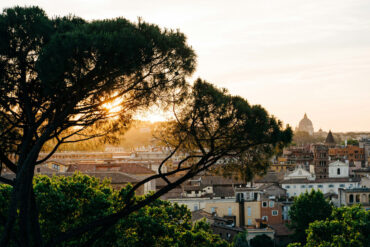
[1,0,370,132]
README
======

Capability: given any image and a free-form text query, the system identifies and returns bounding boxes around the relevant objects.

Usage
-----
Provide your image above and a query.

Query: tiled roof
[255,172,285,183]
[67,163,155,175]
[191,209,213,222]
[270,224,293,236]
[213,185,235,197]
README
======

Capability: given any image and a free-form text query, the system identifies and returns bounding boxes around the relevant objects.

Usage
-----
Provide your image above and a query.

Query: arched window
[356,194,360,203]
[349,194,354,203]
[362,194,367,203]
[337,168,340,175]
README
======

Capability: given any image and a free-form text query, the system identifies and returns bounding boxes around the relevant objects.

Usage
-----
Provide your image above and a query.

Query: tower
[312,144,329,178]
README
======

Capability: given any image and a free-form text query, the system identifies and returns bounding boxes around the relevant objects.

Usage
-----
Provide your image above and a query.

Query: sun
[102,98,122,115]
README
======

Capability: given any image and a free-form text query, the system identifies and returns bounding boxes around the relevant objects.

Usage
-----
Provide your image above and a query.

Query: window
[349,194,354,203]
[52,164,60,171]
[262,216,268,221]
[339,184,345,188]
[194,205,198,211]
[301,185,306,189]
[211,207,216,213]
[248,218,252,225]
[308,185,313,188]
[285,185,290,189]
[328,184,334,188]
[247,207,251,217]
[269,201,274,208]
[262,201,268,208]
[228,207,232,216]
[337,168,341,175]
[272,210,278,216]
[356,195,360,203]
[318,185,323,188]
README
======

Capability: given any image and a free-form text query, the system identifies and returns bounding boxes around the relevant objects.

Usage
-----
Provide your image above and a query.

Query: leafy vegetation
[288,190,332,244]
[233,231,249,247]
[288,205,370,247]
[250,234,274,247]
[0,173,229,247]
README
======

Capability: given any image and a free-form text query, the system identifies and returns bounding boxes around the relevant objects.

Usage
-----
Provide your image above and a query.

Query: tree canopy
[304,205,370,247]
[232,231,249,247]
[0,6,292,247]
[0,173,229,247]
[288,190,332,244]
[249,234,274,247]
[288,205,370,247]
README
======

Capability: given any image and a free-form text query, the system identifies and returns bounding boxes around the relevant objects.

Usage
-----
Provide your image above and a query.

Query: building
[281,177,360,198]
[295,113,314,135]
[260,196,283,225]
[359,138,370,166]
[325,130,336,147]
[329,145,365,165]
[280,146,313,170]
[328,160,349,178]
[282,165,360,197]
[338,188,370,210]
[312,144,329,178]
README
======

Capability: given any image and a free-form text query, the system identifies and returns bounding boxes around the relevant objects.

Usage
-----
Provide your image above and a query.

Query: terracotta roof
[67,163,155,175]
[191,209,213,222]
[270,224,293,236]
[118,164,155,175]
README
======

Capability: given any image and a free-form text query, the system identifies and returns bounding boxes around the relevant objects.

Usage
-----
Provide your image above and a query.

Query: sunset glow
[4,0,370,131]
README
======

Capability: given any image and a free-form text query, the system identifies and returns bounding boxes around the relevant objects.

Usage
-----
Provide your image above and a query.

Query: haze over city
[1,0,370,132]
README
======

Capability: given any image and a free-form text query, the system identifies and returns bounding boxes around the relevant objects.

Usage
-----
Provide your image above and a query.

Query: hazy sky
[2,0,370,132]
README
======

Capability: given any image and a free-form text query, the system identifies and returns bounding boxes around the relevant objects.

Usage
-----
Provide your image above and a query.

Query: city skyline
[1,0,370,131]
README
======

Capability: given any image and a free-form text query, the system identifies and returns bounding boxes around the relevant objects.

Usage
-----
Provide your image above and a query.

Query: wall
[282,181,360,197]
[244,201,261,227]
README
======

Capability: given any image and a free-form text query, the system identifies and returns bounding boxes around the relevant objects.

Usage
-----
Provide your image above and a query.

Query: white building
[328,160,349,178]
[284,166,315,181]
[281,165,360,197]
[281,178,360,197]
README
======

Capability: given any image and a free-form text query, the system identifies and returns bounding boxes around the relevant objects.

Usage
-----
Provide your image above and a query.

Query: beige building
[205,201,240,226]
[244,201,261,227]
[338,188,370,210]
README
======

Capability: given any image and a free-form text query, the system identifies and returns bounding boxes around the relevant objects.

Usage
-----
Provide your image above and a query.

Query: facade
[281,177,360,197]
[329,145,365,164]
[260,197,283,225]
[312,144,329,178]
[328,160,349,178]
[359,138,370,166]
[338,188,370,210]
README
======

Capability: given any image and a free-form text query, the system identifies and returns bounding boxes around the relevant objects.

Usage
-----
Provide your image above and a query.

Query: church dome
[297,113,314,135]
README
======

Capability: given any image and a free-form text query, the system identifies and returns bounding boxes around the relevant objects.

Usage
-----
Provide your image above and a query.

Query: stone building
[338,188,370,210]
[295,113,314,135]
